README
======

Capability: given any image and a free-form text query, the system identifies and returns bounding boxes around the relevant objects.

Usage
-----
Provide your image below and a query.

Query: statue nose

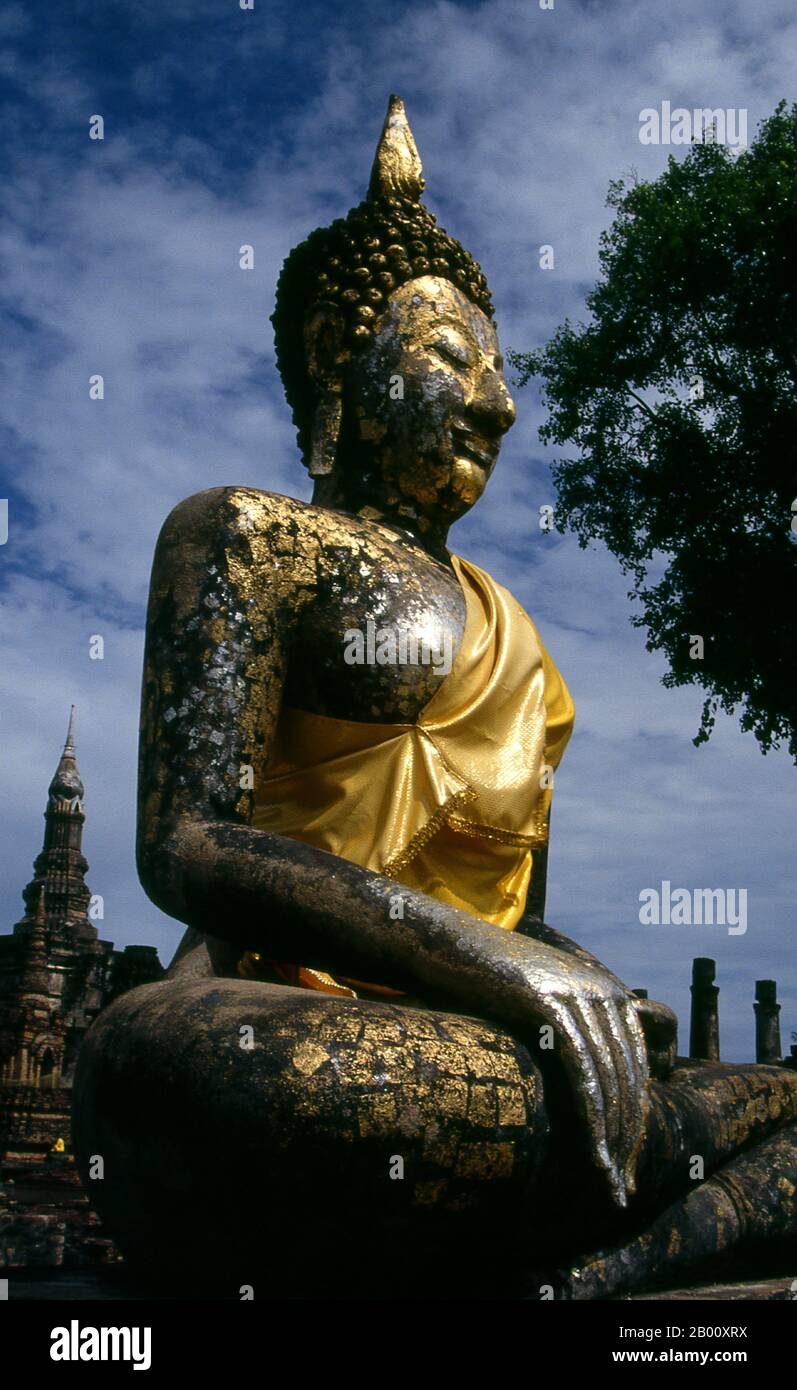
[469,371,516,436]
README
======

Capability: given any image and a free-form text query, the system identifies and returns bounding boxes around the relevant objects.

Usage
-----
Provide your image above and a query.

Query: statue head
[271,96,515,534]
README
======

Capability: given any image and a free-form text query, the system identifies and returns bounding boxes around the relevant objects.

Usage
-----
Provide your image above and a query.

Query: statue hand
[517,949,649,1207]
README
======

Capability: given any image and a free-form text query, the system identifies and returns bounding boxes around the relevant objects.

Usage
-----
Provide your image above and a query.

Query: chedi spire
[48,705,84,808]
[17,707,94,940]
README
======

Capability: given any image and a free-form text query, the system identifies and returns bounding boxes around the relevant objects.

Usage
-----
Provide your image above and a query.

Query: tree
[510,102,797,760]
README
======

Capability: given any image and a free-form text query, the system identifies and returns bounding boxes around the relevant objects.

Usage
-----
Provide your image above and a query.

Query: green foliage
[510,103,797,759]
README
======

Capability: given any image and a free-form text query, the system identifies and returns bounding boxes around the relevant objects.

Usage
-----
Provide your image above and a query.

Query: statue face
[343,275,516,525]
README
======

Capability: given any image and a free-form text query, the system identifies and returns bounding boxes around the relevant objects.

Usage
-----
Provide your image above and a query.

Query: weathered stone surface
[73,975,550,1295]
[0,1152,121,1270]
[629,1278,797,1301]
[73,973,797,1298]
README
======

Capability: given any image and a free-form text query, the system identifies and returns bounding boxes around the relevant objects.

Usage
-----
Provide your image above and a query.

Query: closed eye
[430,340,472,368]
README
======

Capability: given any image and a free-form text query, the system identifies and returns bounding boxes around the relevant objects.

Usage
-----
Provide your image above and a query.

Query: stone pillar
[754,980,781,1064]
[690,957,720,1060]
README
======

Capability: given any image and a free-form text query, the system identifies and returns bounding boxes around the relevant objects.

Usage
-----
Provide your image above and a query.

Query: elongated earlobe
[304,304,346,477]
[308,387,343,476]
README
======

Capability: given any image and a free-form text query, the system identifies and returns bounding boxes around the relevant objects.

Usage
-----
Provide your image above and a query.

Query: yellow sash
[239,553,574,994]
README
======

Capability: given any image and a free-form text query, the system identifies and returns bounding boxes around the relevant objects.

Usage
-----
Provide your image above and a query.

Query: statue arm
[136,486,648,1206]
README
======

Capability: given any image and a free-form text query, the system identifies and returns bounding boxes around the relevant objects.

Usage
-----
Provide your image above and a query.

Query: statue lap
[72,968,554,1296]
[72,954,797,1296]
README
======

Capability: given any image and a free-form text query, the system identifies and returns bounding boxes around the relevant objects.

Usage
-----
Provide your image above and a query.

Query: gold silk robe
[239,553,575,996]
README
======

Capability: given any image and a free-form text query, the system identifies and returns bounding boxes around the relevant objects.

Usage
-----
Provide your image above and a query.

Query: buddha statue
[73,97,797,1299]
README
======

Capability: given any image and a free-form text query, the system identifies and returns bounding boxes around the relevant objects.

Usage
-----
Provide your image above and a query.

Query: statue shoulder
[150,487,327,615]
[157,486,311,550]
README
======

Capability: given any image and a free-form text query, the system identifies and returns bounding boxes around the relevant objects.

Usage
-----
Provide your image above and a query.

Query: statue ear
[304,304,347,476]
[304,303,347,385]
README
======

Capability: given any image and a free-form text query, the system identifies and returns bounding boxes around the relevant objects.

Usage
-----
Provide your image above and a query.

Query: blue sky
[1,0,795,1060]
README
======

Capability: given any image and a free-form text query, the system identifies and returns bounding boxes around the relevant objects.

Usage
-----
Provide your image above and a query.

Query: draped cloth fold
[239,553,574,996]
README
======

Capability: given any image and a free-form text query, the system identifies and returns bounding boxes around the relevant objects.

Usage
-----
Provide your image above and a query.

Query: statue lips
[451,424,499,474]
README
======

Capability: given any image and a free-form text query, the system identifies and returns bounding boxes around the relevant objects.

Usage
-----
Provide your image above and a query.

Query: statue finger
[620,993,650,1100]
[549,1000,615,1190]
[576,996,623,1159]
[565,996,639,1206]
[599,994,649,1199]
[598,996,644,1184]
[619,996,651,1194]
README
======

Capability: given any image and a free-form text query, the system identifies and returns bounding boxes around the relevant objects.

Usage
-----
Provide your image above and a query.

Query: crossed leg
[72,968,797,1298]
